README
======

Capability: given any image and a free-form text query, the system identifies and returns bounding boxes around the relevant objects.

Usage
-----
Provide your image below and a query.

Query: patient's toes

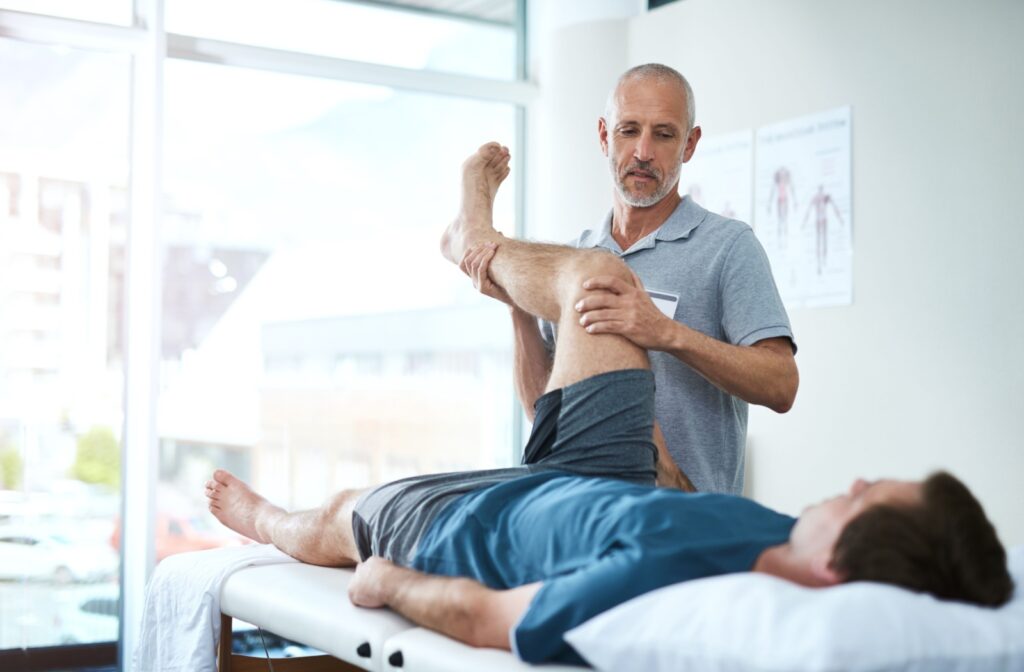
[214,468,240,486]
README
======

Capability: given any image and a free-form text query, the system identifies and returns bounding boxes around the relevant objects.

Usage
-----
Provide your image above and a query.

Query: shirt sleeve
[718,229,797,353]
[512,545,671,665]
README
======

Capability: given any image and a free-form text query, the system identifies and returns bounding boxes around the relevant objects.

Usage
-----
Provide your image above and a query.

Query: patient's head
[830,472,1013,607]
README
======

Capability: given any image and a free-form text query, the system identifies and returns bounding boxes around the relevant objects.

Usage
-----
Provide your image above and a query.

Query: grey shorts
[351,368,657,565]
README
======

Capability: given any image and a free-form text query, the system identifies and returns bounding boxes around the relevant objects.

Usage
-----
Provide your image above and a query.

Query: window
[0,36,129,649]
[157,57,518,548]
[0,0,131,25]
[0,0,529,665]
[167,0,518,80]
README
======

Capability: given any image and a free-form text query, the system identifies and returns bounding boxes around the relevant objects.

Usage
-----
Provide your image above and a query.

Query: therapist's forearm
[511,306,552,421]
[664,326,798,413]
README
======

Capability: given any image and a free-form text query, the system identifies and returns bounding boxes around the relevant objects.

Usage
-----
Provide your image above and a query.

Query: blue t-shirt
[411,472,796,665]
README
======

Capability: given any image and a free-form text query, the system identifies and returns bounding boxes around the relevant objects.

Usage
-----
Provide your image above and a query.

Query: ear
[810,554,842,586]
[682,125,702,163]
[598,117,610,156]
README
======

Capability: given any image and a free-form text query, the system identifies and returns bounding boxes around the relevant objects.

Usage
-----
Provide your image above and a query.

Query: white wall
[527,0,638,241]
[533,0,1024,544]
[527,17,628,241]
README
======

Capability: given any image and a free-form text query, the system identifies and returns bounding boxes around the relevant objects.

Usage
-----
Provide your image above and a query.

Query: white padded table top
[382,627,582,672]
[221,563,413,672]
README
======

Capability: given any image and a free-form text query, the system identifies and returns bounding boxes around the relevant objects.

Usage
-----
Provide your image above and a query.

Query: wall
[535,0,1024,544]
[527,0,637,241]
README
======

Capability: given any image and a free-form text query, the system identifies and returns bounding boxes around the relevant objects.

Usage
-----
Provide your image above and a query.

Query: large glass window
[0,0,131,26]
[156,61,517,539]
[0,37,129,648]
[167,0,518,80]
[0,0,526,664]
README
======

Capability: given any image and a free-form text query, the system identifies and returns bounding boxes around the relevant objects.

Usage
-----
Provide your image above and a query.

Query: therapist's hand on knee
[577,271,674,350]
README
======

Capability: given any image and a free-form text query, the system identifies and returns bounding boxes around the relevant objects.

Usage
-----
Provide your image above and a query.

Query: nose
[633,129,655,163]
[849,479,870,497]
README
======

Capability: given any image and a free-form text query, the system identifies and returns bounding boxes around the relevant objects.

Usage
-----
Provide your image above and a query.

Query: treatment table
[218,563,581,671]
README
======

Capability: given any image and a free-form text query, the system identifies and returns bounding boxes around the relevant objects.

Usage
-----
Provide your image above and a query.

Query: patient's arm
[348,557,540,650]
[654,422,696,492]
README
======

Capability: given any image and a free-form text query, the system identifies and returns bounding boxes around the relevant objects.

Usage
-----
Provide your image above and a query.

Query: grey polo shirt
[541,196,795,494]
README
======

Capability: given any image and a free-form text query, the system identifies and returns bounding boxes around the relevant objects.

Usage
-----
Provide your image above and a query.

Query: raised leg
[207,145,657,565]
[205,469,365,567]
[442,143,649,390]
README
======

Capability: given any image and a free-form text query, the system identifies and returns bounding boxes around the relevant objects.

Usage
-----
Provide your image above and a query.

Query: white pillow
[565,544,1024,672]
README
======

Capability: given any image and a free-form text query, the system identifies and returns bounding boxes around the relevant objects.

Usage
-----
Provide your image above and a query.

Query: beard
[610,156,682,208]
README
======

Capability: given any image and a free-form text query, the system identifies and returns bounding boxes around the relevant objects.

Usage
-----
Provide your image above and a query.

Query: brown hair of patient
[831,471,1014,607]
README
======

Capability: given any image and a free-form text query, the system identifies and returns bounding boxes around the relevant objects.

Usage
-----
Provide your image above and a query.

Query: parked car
[0,527,117,583]
[58,584,120,644]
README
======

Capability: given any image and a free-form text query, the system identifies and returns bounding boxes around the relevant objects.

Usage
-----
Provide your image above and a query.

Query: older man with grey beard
[463,63,798,495]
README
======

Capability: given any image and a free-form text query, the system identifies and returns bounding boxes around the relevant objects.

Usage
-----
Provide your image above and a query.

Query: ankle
[463,226,499,249]
[255,509,283,545]
[446,225,499,265]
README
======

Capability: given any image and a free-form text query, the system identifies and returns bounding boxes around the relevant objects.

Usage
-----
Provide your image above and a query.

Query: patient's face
[791,479,922,558]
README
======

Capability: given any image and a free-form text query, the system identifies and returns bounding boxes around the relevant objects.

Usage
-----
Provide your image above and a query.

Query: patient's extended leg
[205,469,363,567]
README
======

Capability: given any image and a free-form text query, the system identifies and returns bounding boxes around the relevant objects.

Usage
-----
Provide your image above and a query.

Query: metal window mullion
[166,33,537,106]
[511,0,530,465]
[345,0,515,28]
[0,8,146,53]
[119,0,164,669]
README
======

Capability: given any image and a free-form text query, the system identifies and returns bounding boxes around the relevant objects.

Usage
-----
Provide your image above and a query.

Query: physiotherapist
[467,63,798,494]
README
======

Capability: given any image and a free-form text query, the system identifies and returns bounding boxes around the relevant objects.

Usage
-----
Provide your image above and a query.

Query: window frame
[0,1,533,667]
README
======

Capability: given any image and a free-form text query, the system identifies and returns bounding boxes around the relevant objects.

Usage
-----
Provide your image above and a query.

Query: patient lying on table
[206,143,1014,666]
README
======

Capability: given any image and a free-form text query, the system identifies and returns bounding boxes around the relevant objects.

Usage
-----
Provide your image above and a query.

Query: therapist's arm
[511,306,553,420]
[575,274,798,413]
[348,557,540,650]
[664,331,797,413]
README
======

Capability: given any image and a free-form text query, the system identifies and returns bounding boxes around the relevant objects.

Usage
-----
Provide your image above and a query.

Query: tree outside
[0,442,22,490]
[71,426,121,490]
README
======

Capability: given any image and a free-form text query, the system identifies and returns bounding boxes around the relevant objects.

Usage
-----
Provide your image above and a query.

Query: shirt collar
[579,196,708,254]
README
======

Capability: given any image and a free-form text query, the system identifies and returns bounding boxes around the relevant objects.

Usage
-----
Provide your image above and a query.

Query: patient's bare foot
[440,142,511,265]
[205,469,285,544]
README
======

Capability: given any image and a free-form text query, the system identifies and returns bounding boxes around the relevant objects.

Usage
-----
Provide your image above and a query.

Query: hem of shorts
[535,367,652,405]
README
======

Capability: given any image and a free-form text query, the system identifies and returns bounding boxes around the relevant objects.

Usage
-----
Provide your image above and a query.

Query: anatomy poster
[680,129,753,226]
[754,106,852,308]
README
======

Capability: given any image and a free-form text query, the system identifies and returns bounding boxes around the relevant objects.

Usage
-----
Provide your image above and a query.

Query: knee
[562,249,634,303]
[322,488,360,526]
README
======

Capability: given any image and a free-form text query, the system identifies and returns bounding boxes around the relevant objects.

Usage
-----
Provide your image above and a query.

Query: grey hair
[604,63,696,130]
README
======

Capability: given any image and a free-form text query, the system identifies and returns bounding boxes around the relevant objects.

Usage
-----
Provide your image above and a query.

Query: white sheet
[132,543,297,672]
